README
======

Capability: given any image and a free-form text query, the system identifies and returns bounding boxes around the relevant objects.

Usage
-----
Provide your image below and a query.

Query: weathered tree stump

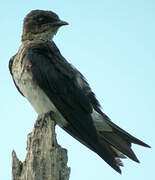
[12,113,70,180]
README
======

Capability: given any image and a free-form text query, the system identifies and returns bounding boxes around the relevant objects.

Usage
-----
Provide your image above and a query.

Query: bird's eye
[37,17,45,23]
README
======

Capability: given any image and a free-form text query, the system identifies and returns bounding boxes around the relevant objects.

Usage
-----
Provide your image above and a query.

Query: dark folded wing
[24,42,122,173]
[26,42,102,151]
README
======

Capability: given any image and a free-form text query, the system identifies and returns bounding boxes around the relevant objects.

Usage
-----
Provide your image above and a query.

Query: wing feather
[25,42,121,173]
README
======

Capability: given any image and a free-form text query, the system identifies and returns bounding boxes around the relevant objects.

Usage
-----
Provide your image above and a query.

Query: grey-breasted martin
[9,10,150,173]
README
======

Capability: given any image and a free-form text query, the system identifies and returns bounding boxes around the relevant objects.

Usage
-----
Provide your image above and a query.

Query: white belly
[12,59,68,127]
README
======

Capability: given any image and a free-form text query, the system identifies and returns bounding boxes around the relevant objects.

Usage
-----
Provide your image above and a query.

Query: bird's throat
[22,30,56,42]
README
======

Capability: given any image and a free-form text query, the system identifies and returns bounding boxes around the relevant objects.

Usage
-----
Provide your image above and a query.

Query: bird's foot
[36,111,55,128]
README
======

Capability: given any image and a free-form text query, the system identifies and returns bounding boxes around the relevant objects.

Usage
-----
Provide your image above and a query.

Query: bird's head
[22,10,68,42]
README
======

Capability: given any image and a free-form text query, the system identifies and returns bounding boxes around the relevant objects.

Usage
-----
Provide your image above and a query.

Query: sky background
[1,1,155,179]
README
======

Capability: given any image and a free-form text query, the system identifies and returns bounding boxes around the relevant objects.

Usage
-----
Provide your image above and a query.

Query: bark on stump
[12,113,70,180]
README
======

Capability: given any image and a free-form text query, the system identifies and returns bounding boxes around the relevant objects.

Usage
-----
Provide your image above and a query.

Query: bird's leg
[36,110,55,128]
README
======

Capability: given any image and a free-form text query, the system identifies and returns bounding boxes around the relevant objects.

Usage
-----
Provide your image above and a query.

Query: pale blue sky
[1,1,154,179]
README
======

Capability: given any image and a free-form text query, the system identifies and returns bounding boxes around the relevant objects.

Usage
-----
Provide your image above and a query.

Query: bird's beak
[53,20,69,27]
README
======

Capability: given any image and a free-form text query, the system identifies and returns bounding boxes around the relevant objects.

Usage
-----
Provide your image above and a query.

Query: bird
[9,9,150,174]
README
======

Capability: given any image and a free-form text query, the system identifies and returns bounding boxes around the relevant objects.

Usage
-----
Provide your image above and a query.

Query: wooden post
[12,113,70,180]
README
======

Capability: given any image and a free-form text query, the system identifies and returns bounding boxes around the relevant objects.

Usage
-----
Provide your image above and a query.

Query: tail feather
[92,111,150,172]
[111,146,126,159]
[63,124,123,173]
[115,158,124,167]
[102,113,151,148]
[63,111,150,174]
[95,139,123,173]
[99,131,140,162]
